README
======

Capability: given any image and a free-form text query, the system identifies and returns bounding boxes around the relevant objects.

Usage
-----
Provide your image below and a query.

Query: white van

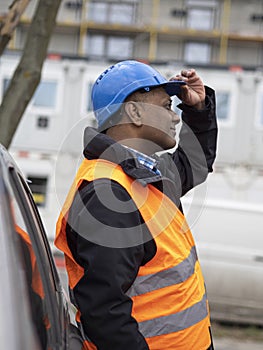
[182,168,263,326]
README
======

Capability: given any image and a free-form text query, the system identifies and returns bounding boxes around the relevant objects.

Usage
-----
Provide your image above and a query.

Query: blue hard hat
[91,60,185,131]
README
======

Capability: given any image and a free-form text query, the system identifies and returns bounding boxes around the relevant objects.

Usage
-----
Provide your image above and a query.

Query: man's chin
[160,139,177,152]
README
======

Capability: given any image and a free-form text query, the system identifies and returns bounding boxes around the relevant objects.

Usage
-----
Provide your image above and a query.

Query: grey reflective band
[127,246,198,298]
[138,293,208,338]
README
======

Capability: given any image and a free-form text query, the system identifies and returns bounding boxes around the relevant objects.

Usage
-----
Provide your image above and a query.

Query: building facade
[1,0,263,68]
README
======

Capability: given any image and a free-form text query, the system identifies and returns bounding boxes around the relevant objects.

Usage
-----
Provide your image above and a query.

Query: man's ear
[123,101,143,126]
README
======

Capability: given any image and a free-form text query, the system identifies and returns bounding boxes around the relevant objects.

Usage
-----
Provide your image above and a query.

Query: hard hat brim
[163,80,186,96]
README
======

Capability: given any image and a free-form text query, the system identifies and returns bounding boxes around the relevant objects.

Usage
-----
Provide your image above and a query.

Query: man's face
[138,87,180,151]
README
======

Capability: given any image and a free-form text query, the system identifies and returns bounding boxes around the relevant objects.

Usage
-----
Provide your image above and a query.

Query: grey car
[0,144,86,350]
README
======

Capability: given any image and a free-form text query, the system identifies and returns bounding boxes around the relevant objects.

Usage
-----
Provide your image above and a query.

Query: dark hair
[101,108,123,133]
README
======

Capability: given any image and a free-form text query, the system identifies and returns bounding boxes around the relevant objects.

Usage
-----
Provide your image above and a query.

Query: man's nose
[172,111,180,125]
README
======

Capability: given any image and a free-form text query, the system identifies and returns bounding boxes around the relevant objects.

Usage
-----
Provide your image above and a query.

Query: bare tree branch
[0,0,31,56]
[0,0,62,148]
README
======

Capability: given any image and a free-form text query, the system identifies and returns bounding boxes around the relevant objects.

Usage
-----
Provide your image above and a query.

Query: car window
[13,211,48,348]
[0,165,42,349]
[8,168,61,349]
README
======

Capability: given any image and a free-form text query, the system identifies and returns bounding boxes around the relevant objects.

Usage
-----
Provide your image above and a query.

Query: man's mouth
[170,128,176,136]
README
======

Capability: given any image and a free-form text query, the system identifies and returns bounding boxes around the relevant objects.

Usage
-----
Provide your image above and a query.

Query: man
[55,60,217,350]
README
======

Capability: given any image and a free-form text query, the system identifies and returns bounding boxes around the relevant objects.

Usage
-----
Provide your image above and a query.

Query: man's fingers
[181,69,196,77]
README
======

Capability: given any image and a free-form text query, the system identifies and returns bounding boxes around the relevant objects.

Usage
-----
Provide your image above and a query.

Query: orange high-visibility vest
[55,158,211,350]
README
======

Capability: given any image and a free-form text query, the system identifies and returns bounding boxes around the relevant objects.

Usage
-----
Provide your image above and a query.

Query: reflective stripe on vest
[138,293,208,337]
[55,158,211,350]
[127,245,198,297]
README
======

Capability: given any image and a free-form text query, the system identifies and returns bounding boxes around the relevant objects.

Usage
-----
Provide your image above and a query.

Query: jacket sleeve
[66,180,154,350]
[159,86,218,197]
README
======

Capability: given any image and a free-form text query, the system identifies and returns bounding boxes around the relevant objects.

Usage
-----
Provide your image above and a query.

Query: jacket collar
[83,127,162,185]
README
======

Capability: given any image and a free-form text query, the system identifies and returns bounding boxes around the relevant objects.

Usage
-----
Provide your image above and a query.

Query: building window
[186,0,217,30]
[173,90,231,121]
[184,42,211,63]
[81,79,98,127]
[88,2,107,22]
[109,3,135,24]
[87,1,136,25]
[27,176,48,207]
[107,36,133,59]
[86,81,93,112]
[87,35,105,56]
[216,92,230,120]
[187,8,214,30]
[85,34,133,60]
[260,95,263,126]
[32,81,58,109]
[172,95,182,117]
[3,78,9,95]
[2,78,58,111]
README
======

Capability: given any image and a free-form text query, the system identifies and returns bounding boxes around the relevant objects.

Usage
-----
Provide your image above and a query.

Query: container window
[184,42,211,63]
[32,81,57,109]
[27,176,48,207]
[216,91,231,120]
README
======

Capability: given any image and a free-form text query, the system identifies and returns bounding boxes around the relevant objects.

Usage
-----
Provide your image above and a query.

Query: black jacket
[66,86,217,350]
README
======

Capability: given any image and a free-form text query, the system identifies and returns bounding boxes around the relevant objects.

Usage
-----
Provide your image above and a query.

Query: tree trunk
[0,0,31,56]
[0,0,62,148]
